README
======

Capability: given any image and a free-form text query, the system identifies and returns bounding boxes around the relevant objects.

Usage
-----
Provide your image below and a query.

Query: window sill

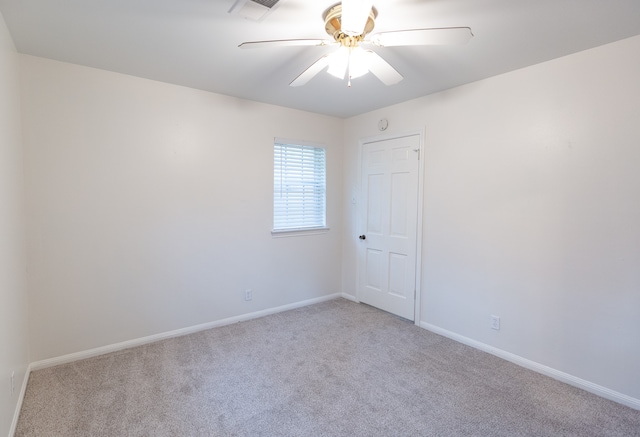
[271,227,330,238]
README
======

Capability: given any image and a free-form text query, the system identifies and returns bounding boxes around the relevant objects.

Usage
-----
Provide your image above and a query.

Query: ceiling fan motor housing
[323,3,377,47]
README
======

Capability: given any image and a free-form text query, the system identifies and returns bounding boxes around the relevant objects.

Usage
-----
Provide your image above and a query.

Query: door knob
[359,235,366,240]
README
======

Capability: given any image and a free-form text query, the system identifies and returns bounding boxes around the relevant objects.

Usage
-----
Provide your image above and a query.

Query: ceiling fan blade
[370,27,473,47]
[365,50,403,85]
[341,0,375,36]
[290,55,331,87]
[239,39,335,49]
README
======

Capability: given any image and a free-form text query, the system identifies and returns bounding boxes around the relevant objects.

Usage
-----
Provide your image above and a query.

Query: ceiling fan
[239,0,473,87]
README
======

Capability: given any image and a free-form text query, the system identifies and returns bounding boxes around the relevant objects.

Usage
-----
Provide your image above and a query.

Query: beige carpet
[16,298,640,436]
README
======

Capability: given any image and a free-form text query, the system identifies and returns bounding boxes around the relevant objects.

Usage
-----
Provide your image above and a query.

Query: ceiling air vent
[228,0,281,21]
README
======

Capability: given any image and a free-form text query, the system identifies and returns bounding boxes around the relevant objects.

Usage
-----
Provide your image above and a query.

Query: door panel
[390,172,409,237]
[366,174,384,234]
[388,252,408,298]
[358,134,420,320]
[365,249,383,291]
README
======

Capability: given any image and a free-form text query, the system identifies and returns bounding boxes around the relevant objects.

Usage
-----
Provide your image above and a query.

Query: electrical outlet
[491,315,500,330]
[244,289,252,301]
[11,371,15,395]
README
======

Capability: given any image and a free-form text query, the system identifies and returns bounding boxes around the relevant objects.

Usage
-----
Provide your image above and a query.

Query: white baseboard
[420,322,640,411]
[9,364,31,437]
[340,292,358,303]
[30,293,342,371]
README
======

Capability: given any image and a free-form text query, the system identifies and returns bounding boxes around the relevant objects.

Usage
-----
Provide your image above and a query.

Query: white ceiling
[2,0,640,118]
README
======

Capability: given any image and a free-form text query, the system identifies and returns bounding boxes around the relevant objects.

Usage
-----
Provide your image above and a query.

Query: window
[273,140,327,234]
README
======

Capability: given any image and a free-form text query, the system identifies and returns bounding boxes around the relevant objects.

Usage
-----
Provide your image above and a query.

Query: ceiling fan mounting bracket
[323,3,377,46]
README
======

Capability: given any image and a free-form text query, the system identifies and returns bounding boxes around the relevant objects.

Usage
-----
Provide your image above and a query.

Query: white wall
[13,21,640,415]
[343,35,640,402]
[20,56,344,362]
[0,10,28,437]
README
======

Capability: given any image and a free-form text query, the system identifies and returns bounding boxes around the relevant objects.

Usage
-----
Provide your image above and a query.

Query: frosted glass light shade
[327,47,349,79]
[349,47,372,78]
[327,47,372,80]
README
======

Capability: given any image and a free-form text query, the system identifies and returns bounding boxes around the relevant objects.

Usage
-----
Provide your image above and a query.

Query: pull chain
[347,48,352,87]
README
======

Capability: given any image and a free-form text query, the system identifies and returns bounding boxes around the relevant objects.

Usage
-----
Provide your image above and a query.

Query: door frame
[355,128,425,325]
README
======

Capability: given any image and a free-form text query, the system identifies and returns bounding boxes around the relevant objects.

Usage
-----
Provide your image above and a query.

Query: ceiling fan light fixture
[322,2,377,85]
[327,46,371,81]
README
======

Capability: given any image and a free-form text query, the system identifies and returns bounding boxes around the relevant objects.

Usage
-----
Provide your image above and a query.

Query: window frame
[272,138,329,237]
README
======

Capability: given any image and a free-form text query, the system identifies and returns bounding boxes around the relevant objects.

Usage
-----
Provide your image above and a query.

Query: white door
[358,134,420,320]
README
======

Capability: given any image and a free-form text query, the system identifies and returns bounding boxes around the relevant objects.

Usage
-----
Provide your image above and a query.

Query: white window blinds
[274,141,326,231]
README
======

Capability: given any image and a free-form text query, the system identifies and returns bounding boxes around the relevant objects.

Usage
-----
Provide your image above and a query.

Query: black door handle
[359,235,366,240]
